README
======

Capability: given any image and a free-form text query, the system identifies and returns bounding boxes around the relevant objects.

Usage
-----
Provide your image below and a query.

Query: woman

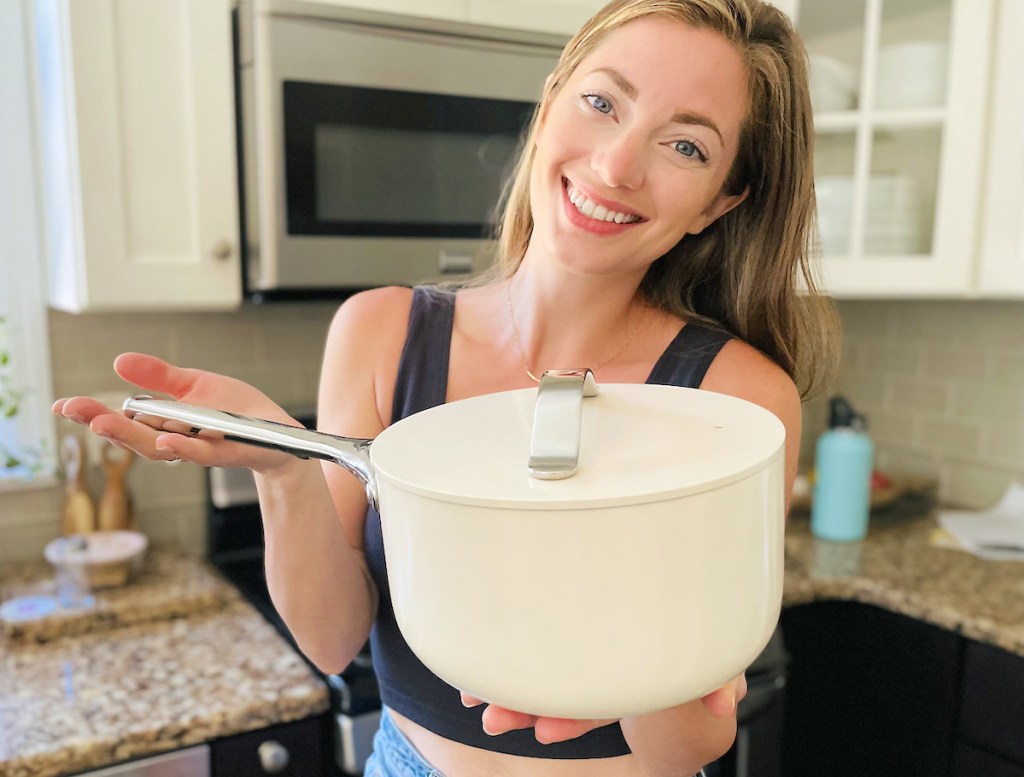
[55,0,838,774]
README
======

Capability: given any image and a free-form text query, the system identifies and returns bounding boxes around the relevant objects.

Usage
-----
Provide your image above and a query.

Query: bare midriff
[390,709,647,777]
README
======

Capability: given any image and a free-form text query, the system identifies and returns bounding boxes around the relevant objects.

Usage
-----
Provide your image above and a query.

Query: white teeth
[565,182,639,224]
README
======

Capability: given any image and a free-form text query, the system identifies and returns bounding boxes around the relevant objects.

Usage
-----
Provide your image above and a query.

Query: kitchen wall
[805,299,1024,508]
[0,302,336,563]
[0,297,1022,562]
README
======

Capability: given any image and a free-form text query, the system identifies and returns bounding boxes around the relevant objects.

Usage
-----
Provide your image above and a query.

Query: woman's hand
[460,673,746,744]
[53,352,301,474]
[459,692,617,744]
[695,673,747,718]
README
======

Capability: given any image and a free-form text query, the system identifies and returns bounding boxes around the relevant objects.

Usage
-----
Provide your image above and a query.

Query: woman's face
[528,16,750,278]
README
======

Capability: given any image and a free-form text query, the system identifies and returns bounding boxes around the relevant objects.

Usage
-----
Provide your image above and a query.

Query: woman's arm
[53,288,411,676]
[261,287,413,672]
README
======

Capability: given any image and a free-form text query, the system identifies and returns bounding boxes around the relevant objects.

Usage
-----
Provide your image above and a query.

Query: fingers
[54,395,208,464]
[53,395,114,417]
[735,673,748,704]
[112,352,201,399]
[700,674,747,718]
[480,705,539,736]
[464,695,615,744]
[533,717,616,744]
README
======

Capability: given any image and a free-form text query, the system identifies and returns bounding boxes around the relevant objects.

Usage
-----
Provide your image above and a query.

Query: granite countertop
[783,507,1024,657]
[0,549,240,643]
[0,551,329,777]
[5,508,1023,776]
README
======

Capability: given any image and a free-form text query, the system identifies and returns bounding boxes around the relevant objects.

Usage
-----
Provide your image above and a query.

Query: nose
[590,131,646,190]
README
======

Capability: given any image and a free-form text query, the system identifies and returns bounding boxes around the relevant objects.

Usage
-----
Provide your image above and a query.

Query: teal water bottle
[810,396,874,542]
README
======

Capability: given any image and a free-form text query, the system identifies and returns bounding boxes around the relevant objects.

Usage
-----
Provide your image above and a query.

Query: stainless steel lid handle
[528,369,598,480]
[122,396,379,509]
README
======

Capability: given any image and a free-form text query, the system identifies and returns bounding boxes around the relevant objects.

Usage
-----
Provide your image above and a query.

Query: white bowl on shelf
[809,54,858,112]
[875,41,949,110]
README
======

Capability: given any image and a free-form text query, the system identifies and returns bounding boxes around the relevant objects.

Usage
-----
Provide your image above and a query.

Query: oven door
[75,746,209,776]
[238,0,563,296]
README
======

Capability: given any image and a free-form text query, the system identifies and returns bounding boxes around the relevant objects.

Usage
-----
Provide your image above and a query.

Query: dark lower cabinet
[781,602,1024,777]
[210,714,330,777]
[953,741,1024,777]
[780,601,961,777]
[958,640,1024,768]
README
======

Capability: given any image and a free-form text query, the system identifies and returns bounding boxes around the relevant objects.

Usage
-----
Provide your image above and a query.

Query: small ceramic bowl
[45,530,148,589]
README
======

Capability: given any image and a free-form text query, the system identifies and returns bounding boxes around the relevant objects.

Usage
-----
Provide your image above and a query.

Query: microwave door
[242,4,562,297]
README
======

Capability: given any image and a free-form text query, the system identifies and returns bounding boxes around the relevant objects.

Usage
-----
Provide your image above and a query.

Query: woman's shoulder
[701,337,801,428]
[328,285,432,351]
[326,285,421,361]
[321,287,418,428]
[330,285,416,328]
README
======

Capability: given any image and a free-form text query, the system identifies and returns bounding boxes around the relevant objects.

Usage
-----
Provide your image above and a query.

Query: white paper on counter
[937,482,1024,561]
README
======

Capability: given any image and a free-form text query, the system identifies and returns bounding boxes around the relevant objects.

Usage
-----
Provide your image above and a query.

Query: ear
[691,185,750,234]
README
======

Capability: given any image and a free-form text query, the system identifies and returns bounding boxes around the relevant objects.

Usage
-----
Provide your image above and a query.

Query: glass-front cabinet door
[791,0,994,297]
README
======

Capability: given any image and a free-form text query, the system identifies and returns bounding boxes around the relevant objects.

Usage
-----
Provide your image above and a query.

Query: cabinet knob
[257,739,290,773]
[211,240,233,260]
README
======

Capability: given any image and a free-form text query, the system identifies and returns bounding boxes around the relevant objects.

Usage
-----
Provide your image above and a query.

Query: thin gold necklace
[505,278,642,383]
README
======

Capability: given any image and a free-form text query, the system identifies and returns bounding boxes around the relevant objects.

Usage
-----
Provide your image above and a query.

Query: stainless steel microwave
[235,0,564,300]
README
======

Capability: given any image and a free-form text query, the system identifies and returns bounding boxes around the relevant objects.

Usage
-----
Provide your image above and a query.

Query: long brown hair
[488,0,839,398]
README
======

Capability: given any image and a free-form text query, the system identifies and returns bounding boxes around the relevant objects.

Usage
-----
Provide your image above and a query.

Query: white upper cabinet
[293,0,605,35]
[769,0,799,17]
[298,0,468,23]
[792,0,994,297]
[33,0,241,312]
[467,0,604,36]
[977,0,1024,297]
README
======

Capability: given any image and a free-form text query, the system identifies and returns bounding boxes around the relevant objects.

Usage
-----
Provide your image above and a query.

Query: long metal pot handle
[121,396,379,509]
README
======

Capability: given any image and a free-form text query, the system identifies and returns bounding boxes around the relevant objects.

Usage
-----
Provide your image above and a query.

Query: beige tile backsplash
[1,297,1022,562]
[805,300,1024,511]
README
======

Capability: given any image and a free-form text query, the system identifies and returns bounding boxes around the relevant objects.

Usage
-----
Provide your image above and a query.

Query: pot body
[377,451,784,719]
[120,386,786,718]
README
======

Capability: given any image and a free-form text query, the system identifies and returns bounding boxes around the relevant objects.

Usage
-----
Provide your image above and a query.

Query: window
[0,0,56,487]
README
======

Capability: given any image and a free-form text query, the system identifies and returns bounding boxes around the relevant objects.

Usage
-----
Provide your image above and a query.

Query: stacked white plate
[864,174,926,254]
[815,176,855,255]
[816,174,927,255]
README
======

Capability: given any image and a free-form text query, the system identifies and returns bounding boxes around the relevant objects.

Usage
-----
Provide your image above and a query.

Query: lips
[564,179,643,225]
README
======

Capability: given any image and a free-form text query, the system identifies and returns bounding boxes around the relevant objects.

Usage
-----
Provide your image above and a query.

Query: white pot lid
[370,384,785,510]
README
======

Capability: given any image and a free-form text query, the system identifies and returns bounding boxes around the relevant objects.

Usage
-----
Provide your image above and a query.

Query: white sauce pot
[124,369,785,719]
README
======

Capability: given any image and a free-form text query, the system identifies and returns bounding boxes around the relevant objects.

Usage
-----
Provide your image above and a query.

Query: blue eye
[672,139,707,162]
[584,93,613,114]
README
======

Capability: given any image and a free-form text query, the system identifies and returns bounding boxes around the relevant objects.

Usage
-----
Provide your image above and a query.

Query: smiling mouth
[564,179,642,224]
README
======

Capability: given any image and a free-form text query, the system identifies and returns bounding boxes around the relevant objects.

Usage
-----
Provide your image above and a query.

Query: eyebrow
[589,66,725,147]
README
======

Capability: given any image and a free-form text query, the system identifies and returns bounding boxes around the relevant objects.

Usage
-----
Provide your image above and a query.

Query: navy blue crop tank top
[363,286,733,759]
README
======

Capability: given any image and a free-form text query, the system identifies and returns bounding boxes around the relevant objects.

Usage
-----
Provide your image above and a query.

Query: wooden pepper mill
[97,441,135,532]
[61,435,95,535]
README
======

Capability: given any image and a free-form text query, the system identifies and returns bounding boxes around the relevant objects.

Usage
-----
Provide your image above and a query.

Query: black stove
[205,433,381,777]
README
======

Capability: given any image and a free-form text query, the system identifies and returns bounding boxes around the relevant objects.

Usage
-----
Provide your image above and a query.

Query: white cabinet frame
[33,0,241,312]
[976,0,1024,297]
